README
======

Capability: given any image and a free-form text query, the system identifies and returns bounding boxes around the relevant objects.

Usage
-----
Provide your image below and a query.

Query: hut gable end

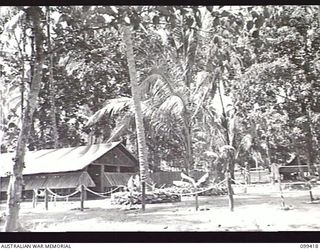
[93,146,137,168]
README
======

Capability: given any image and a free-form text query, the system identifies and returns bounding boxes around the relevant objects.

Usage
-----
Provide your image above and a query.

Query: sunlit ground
[1,184,320,231]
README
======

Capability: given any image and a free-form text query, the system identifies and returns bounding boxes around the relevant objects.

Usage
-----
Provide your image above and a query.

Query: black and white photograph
[0,5,320,235]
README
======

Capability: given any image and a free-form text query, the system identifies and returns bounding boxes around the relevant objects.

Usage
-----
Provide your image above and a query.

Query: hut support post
[32,189,37,208]
[271,165,276,185]
[309,188,314,202]
[243,169,248,193]
[80,185,85,211]
[258,169,261,183]
[100,165,104,193]
[195,192,199,211]
[278,176,286,208]
[44,188,49,210]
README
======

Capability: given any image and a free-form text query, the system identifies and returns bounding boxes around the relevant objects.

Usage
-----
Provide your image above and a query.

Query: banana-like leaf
[181,172,196,187]
[196,172,209,186]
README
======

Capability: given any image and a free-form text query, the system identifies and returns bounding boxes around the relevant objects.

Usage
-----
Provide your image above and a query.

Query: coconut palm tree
[121,21,149,211]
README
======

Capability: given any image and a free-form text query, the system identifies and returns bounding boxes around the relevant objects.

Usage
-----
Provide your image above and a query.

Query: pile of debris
[200,186,227,196]
[159,185,227,196]
[111,190,181,205]
[159,186,192,195]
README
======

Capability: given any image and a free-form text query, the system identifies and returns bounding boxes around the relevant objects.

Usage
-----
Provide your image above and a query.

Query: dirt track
[1,185,320,231]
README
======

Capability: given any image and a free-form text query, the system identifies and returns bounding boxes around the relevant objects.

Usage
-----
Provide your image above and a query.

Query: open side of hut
[0,141,138,200]
[278,155,309,181]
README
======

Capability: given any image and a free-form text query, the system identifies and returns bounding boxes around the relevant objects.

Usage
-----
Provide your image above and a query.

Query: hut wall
[234,170,271,184]
[1,171,95,200]
[87,164,104,192]
[119,166,136,173]
[94,147,137,169]
[87,146,138,192]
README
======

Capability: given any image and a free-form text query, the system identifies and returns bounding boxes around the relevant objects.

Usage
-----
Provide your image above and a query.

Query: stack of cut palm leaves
[110,190,181,205]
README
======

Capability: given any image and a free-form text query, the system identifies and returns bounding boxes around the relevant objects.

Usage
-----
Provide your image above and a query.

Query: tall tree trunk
[218,80,234,211]
[122,25,149,211]
[300,14,317,175]
[265,138,274,183]
[304,105,316,174]
[183,122,192,175]
[4,7,44,232]
[218,80,235,179]
[184,29,197,174]
[226,169,234,212]
[46,6,59,148]
[20,23,27,121]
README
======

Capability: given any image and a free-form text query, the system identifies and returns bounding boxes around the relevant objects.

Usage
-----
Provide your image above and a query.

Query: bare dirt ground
[1,184,320,232]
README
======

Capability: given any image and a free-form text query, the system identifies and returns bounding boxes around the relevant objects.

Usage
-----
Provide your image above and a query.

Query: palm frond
[235,134,253,160]
[142,68,188,113]
[158,95,184,117]
[190,85,210,122]
[106,112,134,143]
[86,97,132,126]
[138,74,161,98]
[239,134,253,151]
[170,25,184,54]
[192,71,209,95]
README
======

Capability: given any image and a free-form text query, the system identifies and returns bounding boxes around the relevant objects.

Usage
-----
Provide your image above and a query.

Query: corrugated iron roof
[0,142,121,177]
[104,172,135,187]
[0,171,95,191]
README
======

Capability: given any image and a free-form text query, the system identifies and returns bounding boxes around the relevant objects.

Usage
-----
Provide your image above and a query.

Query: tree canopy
[1,5,320,175]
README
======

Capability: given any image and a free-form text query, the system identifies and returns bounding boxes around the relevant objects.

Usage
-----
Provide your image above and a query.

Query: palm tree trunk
[122,25,149,211]
[183,121,192,175]
[226,169,234,212]
[4,7,45,231]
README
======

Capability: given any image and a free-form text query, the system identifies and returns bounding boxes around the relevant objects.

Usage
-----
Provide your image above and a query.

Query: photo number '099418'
[300,244,319,249]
